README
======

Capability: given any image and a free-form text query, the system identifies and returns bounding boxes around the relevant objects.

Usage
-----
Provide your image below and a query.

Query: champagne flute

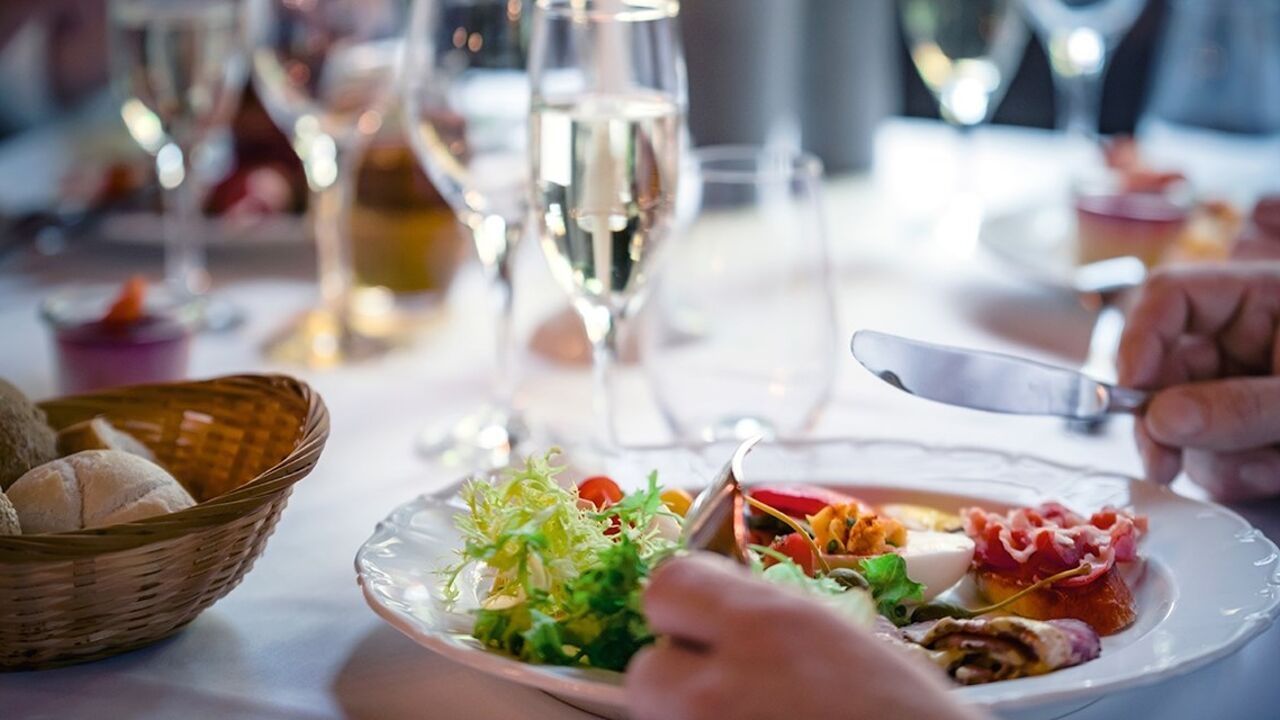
[246,0,406,366]
[529,0,686,453]
[1021,0,1147,143]
[402,0,531,465]
[899,0,1027,253]
[109,0,247,330]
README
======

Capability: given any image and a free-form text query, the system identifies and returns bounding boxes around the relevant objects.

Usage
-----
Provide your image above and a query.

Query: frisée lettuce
[445,451,678,669]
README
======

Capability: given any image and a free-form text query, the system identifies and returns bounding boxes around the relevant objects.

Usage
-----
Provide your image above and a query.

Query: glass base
[416,405,529,470]
[263,307,391,368]
[695,416,777,444]
[197,295,245,333]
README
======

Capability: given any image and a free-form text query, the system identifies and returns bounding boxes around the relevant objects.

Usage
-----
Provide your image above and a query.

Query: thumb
[1146,376,1280,451]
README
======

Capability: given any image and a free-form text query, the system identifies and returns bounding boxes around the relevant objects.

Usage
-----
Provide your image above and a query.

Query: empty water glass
[641,146,836,443]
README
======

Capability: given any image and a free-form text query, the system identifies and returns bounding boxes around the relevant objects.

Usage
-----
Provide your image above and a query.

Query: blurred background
[2,0,1280,451]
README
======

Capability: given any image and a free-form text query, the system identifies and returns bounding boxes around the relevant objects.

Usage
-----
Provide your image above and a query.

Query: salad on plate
[443,450,1146,686]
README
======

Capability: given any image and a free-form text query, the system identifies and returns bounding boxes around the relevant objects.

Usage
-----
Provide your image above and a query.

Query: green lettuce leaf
[858,553,925,626]
[449,453,677,670]
[758,558,878,628]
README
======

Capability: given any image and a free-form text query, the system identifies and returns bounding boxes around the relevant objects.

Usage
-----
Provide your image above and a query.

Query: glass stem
[300,137,354,321]
[580,303,619,452]
[158,143,209,296]
[1058,68,1105,143]
[954,122,979,195]
[470,214,524,413]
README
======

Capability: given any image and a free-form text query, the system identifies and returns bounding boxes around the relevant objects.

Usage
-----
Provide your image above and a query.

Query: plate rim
[979,205,1078,292]
[355,437,1280,712]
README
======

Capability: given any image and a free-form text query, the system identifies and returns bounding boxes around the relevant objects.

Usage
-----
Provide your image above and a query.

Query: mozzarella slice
[900,530,976,601]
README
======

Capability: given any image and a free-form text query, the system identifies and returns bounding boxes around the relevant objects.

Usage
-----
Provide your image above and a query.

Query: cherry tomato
[659,488,694,517]
[768,532,817,577]
[577,476,624,509]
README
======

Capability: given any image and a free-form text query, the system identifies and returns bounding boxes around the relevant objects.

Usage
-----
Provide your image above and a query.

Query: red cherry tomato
[577,476,624,509]
[767,532,817,577]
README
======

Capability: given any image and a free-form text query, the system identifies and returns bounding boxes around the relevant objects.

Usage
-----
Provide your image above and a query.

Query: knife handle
[1106,386,1150,415]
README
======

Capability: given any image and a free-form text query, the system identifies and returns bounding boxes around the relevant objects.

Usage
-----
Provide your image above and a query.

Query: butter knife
[850,330,1148,421]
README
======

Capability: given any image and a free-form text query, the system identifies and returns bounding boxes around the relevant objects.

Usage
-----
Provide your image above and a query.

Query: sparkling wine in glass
[901,0,1028,128]
[534,94,682,310]
[530,0,686,453]
[246,0,406,366]
[109,0,247,330]
[899,0,1028,254]
[402,0,531,466]
[1021,0,1147,142]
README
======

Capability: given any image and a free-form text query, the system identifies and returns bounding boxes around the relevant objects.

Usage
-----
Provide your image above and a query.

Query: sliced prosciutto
[900,616,1102,685]
[962,502,1147,587]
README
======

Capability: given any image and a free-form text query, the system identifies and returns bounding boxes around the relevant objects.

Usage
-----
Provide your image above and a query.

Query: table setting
[2,1,1280,719]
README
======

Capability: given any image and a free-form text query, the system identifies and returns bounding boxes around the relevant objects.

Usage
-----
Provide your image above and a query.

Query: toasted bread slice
[976,568,1136,636]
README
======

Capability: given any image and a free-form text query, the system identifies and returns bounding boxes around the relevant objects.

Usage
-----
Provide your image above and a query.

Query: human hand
[1117,264,1280,500]
[625,554,986,720]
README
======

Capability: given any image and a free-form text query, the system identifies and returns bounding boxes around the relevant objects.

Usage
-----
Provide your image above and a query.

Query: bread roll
[0,379,58,491]
[0,489,19,535]
[56,417,157,463]
[7,450,195,534]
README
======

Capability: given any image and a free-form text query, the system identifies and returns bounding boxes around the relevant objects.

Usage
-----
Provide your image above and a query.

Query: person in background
[0,0,106,138]
[627,262,1280,719]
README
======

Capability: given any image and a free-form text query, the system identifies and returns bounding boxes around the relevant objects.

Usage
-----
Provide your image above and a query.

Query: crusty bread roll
[56,417,157,463]
[0,379,58,491]
[0,489,19,535]
[7,450,195,534]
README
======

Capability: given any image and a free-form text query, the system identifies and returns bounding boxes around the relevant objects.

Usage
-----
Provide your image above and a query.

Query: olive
[827,567,869,590]
[908,603,971,623]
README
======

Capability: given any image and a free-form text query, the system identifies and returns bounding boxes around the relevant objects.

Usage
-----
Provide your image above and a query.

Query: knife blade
[850,330,1148,421]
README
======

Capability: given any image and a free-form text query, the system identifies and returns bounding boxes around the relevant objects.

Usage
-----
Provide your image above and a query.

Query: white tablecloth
[2,120,1278,719]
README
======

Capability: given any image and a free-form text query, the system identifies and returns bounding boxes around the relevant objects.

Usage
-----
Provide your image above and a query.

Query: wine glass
[246,0,406,366]
[108,0,248,330]
[529,0,686,453]
[899,0,1028,253]
[1020,0,1147,143]
[402,0,531,466]
[641,146,836,443]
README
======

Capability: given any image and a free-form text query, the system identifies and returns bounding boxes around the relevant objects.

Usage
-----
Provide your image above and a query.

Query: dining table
[1,117,1277,720]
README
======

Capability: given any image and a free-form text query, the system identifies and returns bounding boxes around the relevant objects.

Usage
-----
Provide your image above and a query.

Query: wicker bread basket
[0,374,329,670]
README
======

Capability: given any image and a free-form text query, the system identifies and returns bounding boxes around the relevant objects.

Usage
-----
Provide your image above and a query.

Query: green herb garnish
[858,553,926,626]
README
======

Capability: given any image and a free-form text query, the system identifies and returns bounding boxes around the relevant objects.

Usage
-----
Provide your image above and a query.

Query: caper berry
[827,567,869,590]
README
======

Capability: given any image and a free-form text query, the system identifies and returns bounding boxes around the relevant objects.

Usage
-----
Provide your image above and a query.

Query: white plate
[980,205,1080,291]
[355,439,1280,719]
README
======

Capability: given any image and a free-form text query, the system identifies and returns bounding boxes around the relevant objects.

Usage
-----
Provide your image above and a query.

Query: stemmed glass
[1020,0,1147,144]
[246,0,406,366]
[529,0,686,453]
[402,0,531,465]
[642,146,837,443]
[108,0,248,330]
[899,0,1028,253]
